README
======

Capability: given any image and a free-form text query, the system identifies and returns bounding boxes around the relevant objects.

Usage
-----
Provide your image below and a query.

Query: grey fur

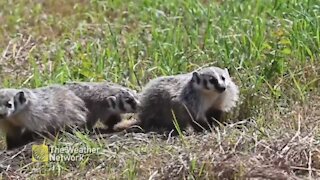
[123,66,239,133]
[0,85,89,149]
[64,81,140,131]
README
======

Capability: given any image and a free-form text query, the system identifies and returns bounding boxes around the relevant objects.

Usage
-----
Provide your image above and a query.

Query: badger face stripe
[110,98,116,109]
[130,101,136,111]
[13,100,18,111]
[125,97,134,104]
[123,97,136,111]
[208,76,218,85]
[107,96,117,109]
[203,79,209,90]
[118,99,126,112]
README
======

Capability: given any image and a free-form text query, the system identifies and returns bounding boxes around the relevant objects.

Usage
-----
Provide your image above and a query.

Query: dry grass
[0,96,319,179]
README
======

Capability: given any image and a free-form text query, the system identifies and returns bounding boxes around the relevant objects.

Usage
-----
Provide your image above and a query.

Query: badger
[64,81,140,132]
[114,66,239,133]
[0,85,88,150]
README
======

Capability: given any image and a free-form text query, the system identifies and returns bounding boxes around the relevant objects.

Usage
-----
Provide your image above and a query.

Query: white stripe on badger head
[131,89,138,94]
[223,68,231,87]
[212,68,226,89]
[128,91,141,107]
[224,68,230,77]
[107,96,118,110]
[213,70,222,85]
[127,91,134,98]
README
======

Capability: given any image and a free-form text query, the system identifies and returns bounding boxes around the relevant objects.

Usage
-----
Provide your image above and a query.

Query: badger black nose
[217,86,226,92]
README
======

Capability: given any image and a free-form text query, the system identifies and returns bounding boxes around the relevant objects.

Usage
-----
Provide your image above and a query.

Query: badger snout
[130,99,141,112]
[216,85,226,93]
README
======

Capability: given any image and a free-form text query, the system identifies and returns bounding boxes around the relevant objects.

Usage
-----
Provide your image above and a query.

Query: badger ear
[14,91,27,105]
[191,71,201,84]
[107,96,117,109]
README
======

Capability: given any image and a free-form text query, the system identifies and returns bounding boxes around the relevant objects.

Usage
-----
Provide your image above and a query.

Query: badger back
[20,86,88,132]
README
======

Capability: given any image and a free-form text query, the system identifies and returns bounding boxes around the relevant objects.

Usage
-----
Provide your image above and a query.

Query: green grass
[0,0,319,179]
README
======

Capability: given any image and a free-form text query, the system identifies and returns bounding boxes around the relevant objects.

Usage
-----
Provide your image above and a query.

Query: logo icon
[32,144,49,162]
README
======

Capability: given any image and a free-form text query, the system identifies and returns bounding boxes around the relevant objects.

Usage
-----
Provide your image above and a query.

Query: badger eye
[125,98,134,104]
[209,76,218,84]
[5,102,12,108]
[221,75,225,81]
